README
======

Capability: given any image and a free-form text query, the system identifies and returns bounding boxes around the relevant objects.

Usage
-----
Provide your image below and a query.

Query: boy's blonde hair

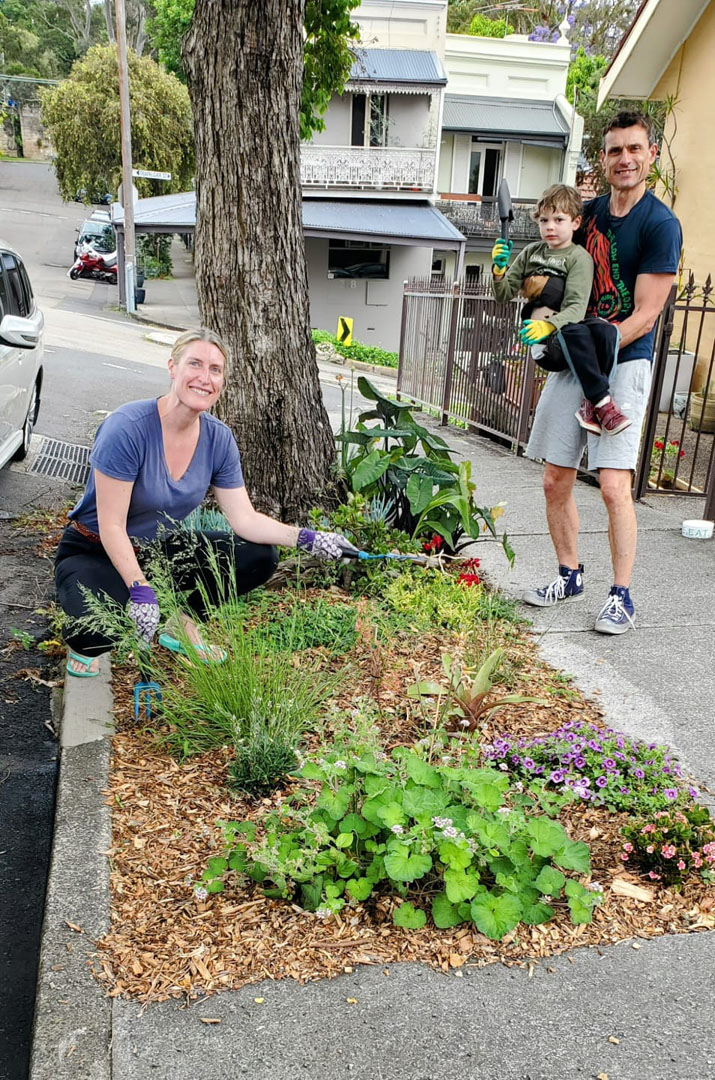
[532,184,583,222]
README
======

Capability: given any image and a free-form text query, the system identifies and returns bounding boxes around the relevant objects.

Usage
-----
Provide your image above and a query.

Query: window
[351,94,389,148]
[328,239,390,279]
[1,253,30,318]
[468,150,482,195]
[431,256,445,278]
[465,264,482,284]
[468,140,502,197]
[0,258,9,319]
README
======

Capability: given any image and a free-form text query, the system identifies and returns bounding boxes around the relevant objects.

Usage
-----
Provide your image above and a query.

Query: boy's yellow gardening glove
[491,238,512,277]
[519,319,556,344]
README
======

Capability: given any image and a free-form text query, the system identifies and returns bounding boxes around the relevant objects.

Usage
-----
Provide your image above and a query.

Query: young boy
[490,184,629,436]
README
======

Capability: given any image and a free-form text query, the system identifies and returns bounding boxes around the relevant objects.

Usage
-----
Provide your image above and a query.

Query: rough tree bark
[182,1,337,521]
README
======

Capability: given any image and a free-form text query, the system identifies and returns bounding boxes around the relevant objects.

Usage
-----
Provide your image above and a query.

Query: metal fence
[396,278,543,450]
[397,275,715,519]
[636,276,715,519]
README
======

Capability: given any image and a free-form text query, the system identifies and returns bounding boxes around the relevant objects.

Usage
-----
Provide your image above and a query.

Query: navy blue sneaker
[522,564,584,607]
[594,586,635,635]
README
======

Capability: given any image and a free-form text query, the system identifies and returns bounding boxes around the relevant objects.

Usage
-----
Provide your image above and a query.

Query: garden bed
[92,582,715,1004]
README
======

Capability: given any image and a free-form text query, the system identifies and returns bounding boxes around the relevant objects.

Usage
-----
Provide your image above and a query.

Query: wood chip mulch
[93,610,715,1004]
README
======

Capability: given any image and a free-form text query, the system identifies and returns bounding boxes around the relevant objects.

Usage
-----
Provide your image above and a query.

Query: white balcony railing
[301,145,437,192]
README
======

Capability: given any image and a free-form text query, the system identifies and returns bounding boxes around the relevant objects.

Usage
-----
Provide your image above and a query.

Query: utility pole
[115,0,136,314]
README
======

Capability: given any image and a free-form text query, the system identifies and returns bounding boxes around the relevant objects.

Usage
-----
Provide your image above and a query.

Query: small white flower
[515,781,524,793]
[497,807,510,815]
[498,763,508,771]
[542,895,553,903]
[459,719,471,728]
[333,760,347,771]
[443,826,459,839]
[193,885,208,901]
[391,824,404,835]
[315,907,331,919]
[585,882,603,892]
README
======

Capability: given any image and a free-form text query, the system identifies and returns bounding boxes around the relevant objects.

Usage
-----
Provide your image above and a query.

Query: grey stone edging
[30,662,115,1080]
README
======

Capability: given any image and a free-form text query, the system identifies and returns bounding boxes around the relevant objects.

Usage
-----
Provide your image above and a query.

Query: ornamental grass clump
[620,806,715,888]
[484,720,696,814]
[200,742,600,940]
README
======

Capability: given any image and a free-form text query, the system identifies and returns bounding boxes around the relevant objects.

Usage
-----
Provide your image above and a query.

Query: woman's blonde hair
[170,327,230,366]
[532,184,583,222]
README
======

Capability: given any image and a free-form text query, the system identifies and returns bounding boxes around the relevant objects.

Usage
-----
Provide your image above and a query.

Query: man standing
[520,110,682,634]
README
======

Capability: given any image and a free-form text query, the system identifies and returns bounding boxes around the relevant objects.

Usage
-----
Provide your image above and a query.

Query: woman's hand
[297,529,360,561]
[127,583,161,646]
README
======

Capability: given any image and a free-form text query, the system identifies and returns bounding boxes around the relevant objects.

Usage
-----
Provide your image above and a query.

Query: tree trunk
[182,0,337,521]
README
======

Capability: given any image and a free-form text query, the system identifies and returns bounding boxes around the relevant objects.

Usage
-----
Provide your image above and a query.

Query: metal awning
[348,48,446,93]
[112,193,465,250]
[302,200,464,250]
[442,95,570,144]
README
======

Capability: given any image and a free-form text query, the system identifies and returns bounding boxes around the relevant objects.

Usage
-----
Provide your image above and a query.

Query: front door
[468,140,502,197]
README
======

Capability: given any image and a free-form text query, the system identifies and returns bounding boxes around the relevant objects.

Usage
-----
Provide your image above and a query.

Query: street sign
[132,169,172,181]
[337,316,353,347]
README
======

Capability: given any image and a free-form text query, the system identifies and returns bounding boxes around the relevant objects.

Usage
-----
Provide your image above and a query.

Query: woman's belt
[70,519,141,554]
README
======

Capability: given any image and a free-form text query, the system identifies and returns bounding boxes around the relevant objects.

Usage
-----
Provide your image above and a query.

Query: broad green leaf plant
[201,742,599,940]
[339,377,513,561]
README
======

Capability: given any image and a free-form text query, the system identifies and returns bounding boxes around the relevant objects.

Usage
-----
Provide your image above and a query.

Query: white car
[0,243,44,470]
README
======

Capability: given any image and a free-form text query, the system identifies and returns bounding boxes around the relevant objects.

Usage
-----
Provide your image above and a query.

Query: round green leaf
[553,840,591,873]
[432,892,465,929]
[533,865,566,896]
[393,902,427,929]
[526,818,568,858]
[335,832,354,849]
[384,844,433,882]
[345,877,373,902]
[444,867,480,904]
[470,891,522,940]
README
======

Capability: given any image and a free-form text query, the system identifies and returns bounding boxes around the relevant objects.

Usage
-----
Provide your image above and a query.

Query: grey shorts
[525,358,652,471]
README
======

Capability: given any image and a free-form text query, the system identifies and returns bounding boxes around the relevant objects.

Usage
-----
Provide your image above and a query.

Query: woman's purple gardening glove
[127,584,161,647]
[297,529,360,561]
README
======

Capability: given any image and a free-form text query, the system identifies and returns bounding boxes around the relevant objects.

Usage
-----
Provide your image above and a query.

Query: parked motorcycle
[68,242,118,284]
[68,243,145,303]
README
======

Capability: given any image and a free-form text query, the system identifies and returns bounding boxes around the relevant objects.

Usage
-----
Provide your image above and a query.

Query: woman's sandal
[66,650,100,678]
[158,632,227,665]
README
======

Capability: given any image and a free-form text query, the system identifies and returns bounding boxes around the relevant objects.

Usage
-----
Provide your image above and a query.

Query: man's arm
[615,273,675,350]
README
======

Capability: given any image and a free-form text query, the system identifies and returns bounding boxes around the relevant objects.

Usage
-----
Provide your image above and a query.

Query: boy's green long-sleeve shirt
[491,241,594,331]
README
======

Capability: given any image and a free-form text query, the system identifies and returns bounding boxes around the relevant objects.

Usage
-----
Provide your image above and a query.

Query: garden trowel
[498,178,514,241]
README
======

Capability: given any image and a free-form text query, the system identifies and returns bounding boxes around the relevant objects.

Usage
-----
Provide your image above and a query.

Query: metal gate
[636,276,715,520]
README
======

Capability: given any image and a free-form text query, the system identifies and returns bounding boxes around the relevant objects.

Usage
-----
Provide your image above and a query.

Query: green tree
[468,13,513,38]
[149,0,360,139]
[39,43,194,201]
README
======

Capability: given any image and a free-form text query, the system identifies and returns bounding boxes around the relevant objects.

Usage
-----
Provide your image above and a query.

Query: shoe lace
[597,593,635,628]
[539,574,567,602]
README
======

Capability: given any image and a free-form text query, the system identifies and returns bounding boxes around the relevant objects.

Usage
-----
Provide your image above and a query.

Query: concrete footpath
[30,382,715,1080]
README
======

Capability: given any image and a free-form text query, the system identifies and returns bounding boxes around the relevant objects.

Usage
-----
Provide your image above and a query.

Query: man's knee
[599,470,633,511]
[543,464,576,503]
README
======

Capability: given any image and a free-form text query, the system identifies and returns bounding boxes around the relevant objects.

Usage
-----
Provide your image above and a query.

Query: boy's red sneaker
[595,398,632,435]
[575,398,601,435]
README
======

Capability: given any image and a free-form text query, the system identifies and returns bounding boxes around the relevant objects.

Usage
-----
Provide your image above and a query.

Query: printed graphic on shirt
[583,217,633,321]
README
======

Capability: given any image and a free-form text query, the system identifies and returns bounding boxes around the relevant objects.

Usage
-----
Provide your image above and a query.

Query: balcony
[301,145,437,193]
[436,198,541,242]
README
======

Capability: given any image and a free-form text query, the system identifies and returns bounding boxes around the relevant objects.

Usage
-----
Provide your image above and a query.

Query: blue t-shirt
[69,399,244,539]
[579,191,682,363]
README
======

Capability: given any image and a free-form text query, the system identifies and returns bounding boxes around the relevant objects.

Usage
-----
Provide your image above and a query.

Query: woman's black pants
[55,527,279,657]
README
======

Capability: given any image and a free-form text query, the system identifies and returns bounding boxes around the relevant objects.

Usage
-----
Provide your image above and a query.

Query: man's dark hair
[602,110,655,150]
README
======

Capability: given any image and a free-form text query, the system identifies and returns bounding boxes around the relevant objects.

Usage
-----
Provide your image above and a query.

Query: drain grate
[28,438,92,485]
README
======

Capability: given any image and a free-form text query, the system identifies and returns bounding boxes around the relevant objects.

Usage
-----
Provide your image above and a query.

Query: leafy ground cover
[92,569,715,1004]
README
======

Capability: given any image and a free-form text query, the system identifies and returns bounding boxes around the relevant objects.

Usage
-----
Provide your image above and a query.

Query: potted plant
[649,437,685,488]
[689,381,715,433]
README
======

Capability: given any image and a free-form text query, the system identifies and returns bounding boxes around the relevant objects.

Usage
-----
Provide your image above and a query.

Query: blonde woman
[56,328,353,676]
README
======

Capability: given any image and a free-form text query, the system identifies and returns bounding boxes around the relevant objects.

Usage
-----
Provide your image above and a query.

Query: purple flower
[523,758,536,770]
[689,786,700,799]
[511,755,521,765]
[664,789,678,800]
[633,769,645,779]
[595,776,608,788]
[603,758,616,769]
[613,751,626,761]
[588,740,602,751]
[534,765,545,775]
[561,753,573,765]
[563,733,576,743]
[619,787,631,795]
[573,756,586,769]
[662,766,671,775]
[550,769,565,784]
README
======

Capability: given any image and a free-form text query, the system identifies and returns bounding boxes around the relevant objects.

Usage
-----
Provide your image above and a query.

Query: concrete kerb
[30,656,114,1080]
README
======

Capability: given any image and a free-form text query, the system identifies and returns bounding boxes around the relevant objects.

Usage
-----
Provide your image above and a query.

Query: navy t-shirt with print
[69,399,244,539]
[578,191,682,363]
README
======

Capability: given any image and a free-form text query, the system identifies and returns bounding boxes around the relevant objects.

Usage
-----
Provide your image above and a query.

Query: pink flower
[641,824,655,834]
[648,870,661,880]
[646,845,654,854]
[677,860,686,870]
[623,842,633,853]
[661,844,676,859]
[621,853,630,861]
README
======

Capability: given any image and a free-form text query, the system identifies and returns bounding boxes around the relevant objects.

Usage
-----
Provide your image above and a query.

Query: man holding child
[491,110,682,635]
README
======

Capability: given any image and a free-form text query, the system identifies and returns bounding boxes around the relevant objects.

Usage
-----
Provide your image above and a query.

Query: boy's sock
[594,395,611,408]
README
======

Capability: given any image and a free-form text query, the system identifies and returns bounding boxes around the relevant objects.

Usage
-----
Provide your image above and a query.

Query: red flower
[654,440,664,450]
[670,439,680,447]
[460,557,481,570]
[680,449,685,457]
[457,572,481,587]
[422,534,443,554]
